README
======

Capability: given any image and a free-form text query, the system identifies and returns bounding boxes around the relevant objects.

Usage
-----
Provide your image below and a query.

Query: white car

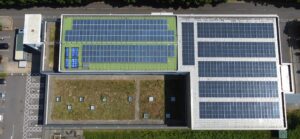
[0,114,3,122]
[0,92,5,100]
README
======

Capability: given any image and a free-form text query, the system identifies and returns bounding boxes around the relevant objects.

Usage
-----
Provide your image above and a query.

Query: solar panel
[65,19,174,42]
[199,81,278,97]
[71,47,79,58]
[65,59,69,69]
[197,23,274,38]
[182,22,195,65]
[82,45,174,63]
[168,45,175,57]
[198,42,276,57]
[71,59,78,68]
[65,47,69,58]
[199,102,280,118]
[198,61,277,77]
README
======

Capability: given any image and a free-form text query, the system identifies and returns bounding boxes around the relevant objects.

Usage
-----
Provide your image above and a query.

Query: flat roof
[59,15,177,72]
[15,33,25,60]
[23,14,42,44]
[177,15,286,130]
[44,75,165,125]
[53,14,287,130]
[281,64,293,93]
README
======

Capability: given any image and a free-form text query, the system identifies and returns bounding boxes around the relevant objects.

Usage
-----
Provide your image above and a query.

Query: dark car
[0,79,6,84]
[0,43,9,49]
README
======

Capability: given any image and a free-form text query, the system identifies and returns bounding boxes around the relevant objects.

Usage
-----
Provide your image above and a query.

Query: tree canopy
[0,0,300,8]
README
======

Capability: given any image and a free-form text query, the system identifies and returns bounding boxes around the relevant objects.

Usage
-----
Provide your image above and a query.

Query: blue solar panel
[168,45,175,57]
[71,47,79,58]
[182,22,195,65]
[198,42,276,57]
[82,45,174,63]
[65,48,69,58]
[66,19,174,42]
[73,25,168,30]
[73,19,167,25]
[199,81,278,97]
[71,59,78,68]
[199,61,277,77]
[67,30,173,36]
[197,23,274,38]
[65,59,69,69]
[199,102,280,119]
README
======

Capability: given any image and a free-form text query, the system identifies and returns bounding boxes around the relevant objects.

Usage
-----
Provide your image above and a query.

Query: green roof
[16,33,24,51]
[60,15,177,72]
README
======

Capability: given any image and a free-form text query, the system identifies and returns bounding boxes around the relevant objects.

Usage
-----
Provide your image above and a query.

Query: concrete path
[135,80,140,120]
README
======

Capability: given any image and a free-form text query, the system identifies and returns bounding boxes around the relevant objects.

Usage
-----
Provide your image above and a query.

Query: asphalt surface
[1,2,298,89]
[0,2,297,63]
[0,75,27,139]
[0,30,15,61]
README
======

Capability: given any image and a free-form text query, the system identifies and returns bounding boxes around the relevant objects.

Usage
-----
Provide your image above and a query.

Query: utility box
[278,130,287,139]
[18,61,27,68]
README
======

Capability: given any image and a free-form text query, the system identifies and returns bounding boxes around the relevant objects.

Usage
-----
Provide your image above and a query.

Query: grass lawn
[49,23,56,42]
[140,80,164,120]
[83,109,300,139]
[51,79,136,120]
[287,109,300,139]
[83,130,272,139]
[48,45,54,69]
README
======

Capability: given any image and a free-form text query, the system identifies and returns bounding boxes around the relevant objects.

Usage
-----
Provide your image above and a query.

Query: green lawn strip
[0,72,7,79]
[287,109,300,139]
[51,79,136,120]
[139,80,164,119]
[62,17,73,42]
[83,109,300,139]
[86,59,176,71]
[49,23,56,42]
[83,130,271,139]
[48,45,54,69]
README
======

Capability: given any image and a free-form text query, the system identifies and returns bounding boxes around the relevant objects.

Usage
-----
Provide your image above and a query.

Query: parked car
[0,79,6,84]
[0,43,9,49]
[0,92,5,100]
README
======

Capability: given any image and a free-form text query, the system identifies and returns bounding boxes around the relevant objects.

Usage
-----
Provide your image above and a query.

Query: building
[23,14,43,50]
[44,14,292,130]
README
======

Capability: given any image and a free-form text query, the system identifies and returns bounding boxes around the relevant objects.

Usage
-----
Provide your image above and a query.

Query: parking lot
[0,75,27,139]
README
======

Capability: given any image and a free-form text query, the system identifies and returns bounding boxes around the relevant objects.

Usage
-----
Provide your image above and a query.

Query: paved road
[0,3,297,63]
[0,75,27,139]
[0,2,298,90]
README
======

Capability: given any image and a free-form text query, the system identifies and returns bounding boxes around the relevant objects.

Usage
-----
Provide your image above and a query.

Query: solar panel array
[65,48,69,68]
[191,19,280,120]
[182,23,195,65]
[65,19,174,42]
[199,81,278,97]
[62,17,177,70]
[197,23,274,38]
[64,47,79,69]
[199,61,277,77]
[82,45,175,63]
[198,42,276,57]
[199,102,280,119]
[65,47,69,58]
